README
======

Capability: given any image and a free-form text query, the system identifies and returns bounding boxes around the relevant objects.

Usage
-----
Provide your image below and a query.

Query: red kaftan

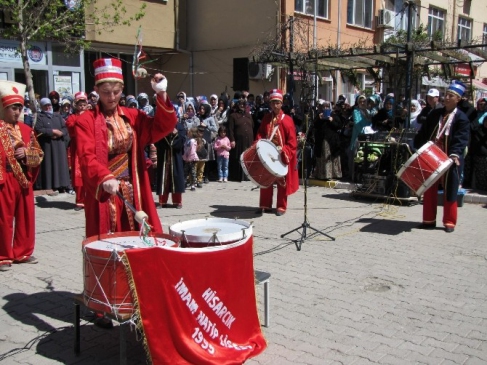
[76,96,177,237]
[0,121,43,262]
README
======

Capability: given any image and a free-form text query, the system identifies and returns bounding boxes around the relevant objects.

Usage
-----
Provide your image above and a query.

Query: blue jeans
[217,156,229,179]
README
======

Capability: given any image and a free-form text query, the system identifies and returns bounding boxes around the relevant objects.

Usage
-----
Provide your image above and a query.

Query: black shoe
[74,206,84,211]
[445,227,455,233]
[417,223,436,229]
[276,209,286,216]
[196,183,203,188]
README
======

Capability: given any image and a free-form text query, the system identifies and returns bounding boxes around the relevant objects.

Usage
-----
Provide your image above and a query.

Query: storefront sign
[54,75,73,97]
[0,41,46,65]
[455,63,472,77]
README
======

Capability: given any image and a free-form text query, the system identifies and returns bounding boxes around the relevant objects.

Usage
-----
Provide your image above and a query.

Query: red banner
[123,236,267,364]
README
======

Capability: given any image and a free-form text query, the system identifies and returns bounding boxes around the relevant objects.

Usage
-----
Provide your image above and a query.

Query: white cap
[427,88,440,97]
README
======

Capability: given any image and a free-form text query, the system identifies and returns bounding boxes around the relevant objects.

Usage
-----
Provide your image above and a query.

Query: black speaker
[233,58,249,91]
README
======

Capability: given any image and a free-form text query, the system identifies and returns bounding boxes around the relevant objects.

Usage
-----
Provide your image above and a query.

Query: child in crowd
[195,126,208,187]
[183,127,199,191]
[213,126,231,182]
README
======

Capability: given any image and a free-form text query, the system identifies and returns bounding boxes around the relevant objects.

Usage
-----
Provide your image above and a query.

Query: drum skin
[240,140,288,188]
[396,141,453,196]
[169,218,253,248]
[82,232,178,315]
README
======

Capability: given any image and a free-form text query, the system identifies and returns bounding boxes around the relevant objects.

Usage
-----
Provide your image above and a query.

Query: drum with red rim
[240,139,288,188]
[82,232,178,315]
[396,141,453,196]
[169,218,252,248]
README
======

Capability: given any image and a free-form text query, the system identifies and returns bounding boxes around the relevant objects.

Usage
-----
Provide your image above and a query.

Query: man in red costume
[76,58,177,237]
[0,81,44,270]
[255,89,298,216]
[66,91,89,211]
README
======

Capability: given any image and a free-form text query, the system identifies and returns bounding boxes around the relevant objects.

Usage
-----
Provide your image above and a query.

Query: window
[295,0,328,19]
[483,24,487,50]
[427,7,444,38]
[347,0,373,29]
[458,17,472,42]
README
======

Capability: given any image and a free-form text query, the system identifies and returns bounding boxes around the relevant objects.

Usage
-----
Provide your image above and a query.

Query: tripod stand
[280,115,335,251]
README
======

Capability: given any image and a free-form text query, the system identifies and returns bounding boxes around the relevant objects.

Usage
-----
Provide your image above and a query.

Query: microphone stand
[280,110,335,251]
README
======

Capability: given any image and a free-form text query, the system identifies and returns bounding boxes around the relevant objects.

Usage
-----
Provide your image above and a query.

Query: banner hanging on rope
[123,236,267,364]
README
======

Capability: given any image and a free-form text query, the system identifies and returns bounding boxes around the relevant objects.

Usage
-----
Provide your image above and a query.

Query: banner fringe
[121,252,153,364]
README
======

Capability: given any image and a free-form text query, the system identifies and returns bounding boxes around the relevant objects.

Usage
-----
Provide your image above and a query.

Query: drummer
[255,89,298,216]
[413,80,470,233]
[76,58,177,237]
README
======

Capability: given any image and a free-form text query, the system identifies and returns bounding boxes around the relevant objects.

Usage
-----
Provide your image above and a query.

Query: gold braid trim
[0,121,30,189]
[121,253,153,364]
[24,131,44,167]
[156,96,174,113]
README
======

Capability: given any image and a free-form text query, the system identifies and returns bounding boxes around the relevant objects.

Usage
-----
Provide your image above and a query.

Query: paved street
[1,182,486,365]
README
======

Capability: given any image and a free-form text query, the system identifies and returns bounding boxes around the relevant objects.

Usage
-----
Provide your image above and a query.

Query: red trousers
[259,184,287,211]
[0,172,36,261]
[159,192,182,205]
[422,180,457,228]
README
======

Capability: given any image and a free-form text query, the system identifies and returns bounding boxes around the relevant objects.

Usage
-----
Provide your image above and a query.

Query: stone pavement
[1,181,486,365]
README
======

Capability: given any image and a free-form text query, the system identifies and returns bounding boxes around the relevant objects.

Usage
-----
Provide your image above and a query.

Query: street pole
[404,0,415,129]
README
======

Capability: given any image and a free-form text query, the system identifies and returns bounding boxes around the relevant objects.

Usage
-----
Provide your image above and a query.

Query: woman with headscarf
[313,100,342,180]
[180,101,199,131]
[372,97,394,132]
[228,99,253,182]
[48,91,61,113]
[349,95,371,181]
[409,99,423,131]
[214,96,230,128]
[197,103,218,182]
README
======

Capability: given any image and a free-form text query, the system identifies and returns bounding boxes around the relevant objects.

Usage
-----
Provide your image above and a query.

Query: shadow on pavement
[35,196,76,210]
[2,291,146,364]
[356,218,418,235]
[209,205,262,220]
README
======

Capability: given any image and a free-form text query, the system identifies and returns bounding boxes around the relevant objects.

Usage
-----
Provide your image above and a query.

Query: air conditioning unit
[377,9,395,28]
[248,62,273,80]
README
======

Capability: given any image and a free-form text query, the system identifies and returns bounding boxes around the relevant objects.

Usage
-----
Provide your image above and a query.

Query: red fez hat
[269,89,283,102]
[93,58,124,85]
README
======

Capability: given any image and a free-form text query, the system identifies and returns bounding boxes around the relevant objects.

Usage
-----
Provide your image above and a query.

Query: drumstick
[116,191,148,224]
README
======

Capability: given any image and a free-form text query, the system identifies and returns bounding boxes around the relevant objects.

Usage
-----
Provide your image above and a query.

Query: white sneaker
[223,178,228,182]
[218,178,223,182]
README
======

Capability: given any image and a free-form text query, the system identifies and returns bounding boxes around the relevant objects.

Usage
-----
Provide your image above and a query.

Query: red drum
[240,140,288,188]
[169,218,252,248]
[396,141,453,196]
[82,232,178,316]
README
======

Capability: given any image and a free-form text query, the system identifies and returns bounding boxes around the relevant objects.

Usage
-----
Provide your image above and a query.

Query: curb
[305,179,487,205]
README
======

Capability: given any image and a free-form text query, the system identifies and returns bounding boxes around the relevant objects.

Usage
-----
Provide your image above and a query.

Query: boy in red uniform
[0,81,44,270]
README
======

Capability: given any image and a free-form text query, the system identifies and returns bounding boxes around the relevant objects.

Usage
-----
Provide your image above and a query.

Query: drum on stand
[82,232,178,316]
[240,140,288,188]
[169,218,252,248]
[396,141,453,196]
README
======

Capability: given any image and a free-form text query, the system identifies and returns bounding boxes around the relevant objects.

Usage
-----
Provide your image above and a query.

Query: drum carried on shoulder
[240,139,288,188]
[396,141,453,196]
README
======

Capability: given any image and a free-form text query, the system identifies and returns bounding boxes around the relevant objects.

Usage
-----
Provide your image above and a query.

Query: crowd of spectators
[24,86,487,200]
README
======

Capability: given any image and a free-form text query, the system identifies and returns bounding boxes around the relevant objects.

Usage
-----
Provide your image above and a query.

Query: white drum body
[169,218,253,248]
[240,140,288,188]
[82,232,178,315]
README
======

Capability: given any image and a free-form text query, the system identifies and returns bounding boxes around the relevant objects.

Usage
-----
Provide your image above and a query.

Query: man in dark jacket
[414,81,470,233]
